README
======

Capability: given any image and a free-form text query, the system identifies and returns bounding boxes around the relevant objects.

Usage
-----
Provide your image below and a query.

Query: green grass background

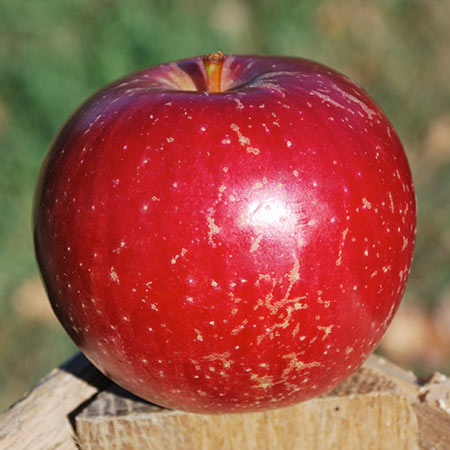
[1,0,449,412]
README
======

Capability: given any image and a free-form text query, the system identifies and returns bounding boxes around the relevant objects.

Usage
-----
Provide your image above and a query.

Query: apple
[33,52,416,413]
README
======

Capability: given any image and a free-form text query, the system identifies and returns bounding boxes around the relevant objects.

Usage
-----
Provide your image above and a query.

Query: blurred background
[0,0,449,413]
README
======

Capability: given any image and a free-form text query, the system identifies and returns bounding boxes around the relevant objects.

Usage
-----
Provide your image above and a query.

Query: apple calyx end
[203,51,225,93]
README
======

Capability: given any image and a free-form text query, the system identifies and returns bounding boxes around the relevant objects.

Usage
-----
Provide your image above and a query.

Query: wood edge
[0,353,110,450]
[365,354,450,449]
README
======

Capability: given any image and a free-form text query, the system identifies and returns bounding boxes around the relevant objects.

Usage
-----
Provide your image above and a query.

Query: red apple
[33,53,416,413]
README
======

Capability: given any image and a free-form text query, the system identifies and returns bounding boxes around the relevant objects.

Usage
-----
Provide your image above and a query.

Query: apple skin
[33,54,416,413]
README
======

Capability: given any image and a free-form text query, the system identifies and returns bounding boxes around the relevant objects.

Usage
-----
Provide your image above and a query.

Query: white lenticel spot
[195,329,203,341]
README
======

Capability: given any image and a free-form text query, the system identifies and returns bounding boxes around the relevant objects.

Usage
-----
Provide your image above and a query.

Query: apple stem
[203,52,225,93]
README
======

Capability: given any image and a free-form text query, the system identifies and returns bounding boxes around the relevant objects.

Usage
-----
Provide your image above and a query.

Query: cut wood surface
[1,353,449,449]
[0,354,109,450]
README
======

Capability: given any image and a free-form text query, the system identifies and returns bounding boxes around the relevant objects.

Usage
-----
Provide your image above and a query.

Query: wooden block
[74,355,450,450]
[1,353,449,449]
[75,386,417,449]
[0,354,109,450]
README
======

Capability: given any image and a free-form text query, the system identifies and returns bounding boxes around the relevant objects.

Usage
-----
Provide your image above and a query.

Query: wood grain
[76,390,419,450]
[0,353,108,450]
